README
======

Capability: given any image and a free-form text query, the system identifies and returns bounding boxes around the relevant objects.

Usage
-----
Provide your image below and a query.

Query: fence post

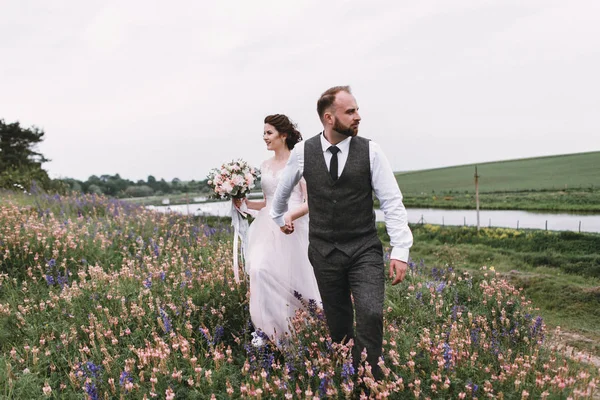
[475,166,480,232]
[489,218,491,228]
[464,216,466,226]
[579,221,581,233]
[545,220,548,231]
[442,216,444,226]
[517,220,519,230]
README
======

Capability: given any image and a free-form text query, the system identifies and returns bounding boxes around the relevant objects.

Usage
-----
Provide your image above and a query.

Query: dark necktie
[329,146,340,181]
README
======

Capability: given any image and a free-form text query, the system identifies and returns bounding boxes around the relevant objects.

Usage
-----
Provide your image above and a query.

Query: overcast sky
[1,1,599,182]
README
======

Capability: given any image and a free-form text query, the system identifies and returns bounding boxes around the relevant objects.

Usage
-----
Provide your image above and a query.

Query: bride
[235,114,322,340]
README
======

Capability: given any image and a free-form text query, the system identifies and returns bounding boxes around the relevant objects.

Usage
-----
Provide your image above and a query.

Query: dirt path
[546,329,600,368]
[545,331,600,399]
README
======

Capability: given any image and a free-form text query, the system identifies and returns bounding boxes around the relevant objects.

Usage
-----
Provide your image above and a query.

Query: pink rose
[232,175,245,186]
[221,181,233,194]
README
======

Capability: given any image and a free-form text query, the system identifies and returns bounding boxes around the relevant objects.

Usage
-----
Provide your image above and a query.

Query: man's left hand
[389,259,408,285]
[280,222,294,235]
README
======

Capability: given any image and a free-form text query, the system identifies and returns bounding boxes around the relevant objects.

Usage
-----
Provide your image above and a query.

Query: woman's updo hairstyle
[264,114,303,150]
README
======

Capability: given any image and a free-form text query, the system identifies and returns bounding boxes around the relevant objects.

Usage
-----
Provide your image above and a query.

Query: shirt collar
[320,132,352,154]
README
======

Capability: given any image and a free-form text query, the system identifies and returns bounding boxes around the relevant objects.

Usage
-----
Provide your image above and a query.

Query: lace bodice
[261,161,305,207]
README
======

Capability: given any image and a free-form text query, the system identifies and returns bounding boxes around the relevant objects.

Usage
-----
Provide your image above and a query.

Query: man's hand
[279,213,294,235]
[389,259,408,285]
[280,222,294,235]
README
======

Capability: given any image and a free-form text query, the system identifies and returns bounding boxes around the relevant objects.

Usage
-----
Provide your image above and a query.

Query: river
[148,202,600,233]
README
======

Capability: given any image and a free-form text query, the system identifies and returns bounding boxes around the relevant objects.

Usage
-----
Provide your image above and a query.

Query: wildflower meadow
[0,192,598,399]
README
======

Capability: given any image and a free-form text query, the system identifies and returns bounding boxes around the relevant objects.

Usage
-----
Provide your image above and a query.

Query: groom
[270,85,413,379]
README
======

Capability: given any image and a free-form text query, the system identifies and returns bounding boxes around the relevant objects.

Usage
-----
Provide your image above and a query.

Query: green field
[396,151,600,193]
[396,151,600,211]
[401,189,600,212]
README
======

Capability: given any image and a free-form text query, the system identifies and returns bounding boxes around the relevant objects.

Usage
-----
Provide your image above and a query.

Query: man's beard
[333,118,358,137]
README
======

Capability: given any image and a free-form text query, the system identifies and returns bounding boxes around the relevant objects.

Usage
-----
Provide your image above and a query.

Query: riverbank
[401,188,600,212]
[147,201,600,234]
[122,191,264,207]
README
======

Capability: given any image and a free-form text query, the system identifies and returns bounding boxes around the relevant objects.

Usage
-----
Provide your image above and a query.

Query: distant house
[162,198,170,205]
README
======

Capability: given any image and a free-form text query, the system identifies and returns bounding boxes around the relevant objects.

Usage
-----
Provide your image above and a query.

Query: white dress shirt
[270,133,413,262]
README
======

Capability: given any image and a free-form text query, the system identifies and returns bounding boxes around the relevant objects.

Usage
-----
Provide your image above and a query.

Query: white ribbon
[231,201,249,283]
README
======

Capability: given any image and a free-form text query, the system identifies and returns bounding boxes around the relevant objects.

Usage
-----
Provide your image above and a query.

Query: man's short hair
[317,85,352,121]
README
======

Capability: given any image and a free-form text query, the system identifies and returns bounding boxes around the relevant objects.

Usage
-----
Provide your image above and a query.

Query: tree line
[1,118,212,198]
[60,174,212,198]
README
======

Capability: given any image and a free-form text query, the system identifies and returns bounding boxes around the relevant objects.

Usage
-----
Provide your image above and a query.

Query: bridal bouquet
[206,159,260,200]
[206,159,260,283]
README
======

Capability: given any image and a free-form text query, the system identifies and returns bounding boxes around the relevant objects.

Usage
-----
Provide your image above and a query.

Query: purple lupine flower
[213,325,224,343]
[119,371,133,390]
[443,342,453,369]
[84,361,102,378]
[436,282,446,292]
[341,361,355,380]
[307,299,318,317]
[470,327,480,345]
[451,305,458,321]
[491,330,500,355]
[57,273,68,289]
[285,362,295,374]
[45,274,55,285]
[408,258,417,273]
[85,382,99,400]
[160,308,172,334]
[318,375,330,397]
[531,316,544,340]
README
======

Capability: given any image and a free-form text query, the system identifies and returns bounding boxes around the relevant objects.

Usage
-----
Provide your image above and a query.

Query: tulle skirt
[245,205,322,339]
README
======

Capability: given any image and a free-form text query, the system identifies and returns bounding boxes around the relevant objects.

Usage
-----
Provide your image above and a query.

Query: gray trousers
[308,241,385,379]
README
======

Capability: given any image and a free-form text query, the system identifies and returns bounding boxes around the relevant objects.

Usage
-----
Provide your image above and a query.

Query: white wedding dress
[245,161,322,339]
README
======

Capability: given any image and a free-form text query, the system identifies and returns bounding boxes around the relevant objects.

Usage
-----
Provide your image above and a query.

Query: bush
[125,185,154,198]
[0,166,50,191]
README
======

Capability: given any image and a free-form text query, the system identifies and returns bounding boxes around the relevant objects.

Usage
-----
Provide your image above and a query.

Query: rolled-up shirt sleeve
[270,145,304,227]
[370,142,413,262]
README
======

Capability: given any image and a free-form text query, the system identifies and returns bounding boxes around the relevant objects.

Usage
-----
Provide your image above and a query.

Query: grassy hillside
[396,151,600,194]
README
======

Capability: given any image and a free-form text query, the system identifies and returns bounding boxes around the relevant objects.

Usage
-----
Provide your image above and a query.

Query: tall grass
[0,192,598,399]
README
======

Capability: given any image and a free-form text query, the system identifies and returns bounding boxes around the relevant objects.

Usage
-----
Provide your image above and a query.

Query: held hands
[389,259,408,285]
[280,213,294,235]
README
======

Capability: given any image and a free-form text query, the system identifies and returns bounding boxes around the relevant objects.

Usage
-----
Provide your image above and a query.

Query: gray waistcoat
[304,134,379,257]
